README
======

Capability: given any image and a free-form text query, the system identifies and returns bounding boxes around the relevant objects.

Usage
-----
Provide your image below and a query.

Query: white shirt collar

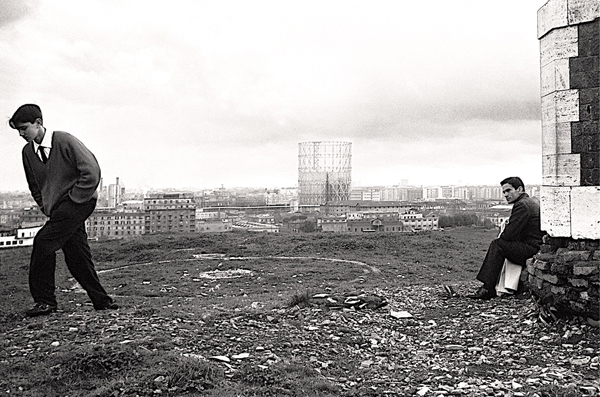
[33,129,53,151]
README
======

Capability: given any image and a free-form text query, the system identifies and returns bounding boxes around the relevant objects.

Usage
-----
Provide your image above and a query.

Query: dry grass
[2,228,595,396]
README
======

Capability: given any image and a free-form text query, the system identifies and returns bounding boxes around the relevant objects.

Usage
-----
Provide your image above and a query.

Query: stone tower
[525,0,599,321]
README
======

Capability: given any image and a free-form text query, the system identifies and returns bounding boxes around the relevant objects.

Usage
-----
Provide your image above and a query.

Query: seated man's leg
[476,239,506,292]
[473,238,538,297]
[495,239,539,266]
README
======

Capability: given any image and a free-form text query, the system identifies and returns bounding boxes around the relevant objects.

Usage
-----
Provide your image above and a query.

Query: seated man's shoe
[94,301,119,311]
[25,302,57,317]
[467,286,496,300]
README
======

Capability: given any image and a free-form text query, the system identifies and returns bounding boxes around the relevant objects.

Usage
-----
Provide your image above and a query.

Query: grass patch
[288,290,312,308]
[7,228,576,397]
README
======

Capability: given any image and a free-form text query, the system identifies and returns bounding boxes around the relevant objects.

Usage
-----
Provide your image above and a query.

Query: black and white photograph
[0,0,598,396]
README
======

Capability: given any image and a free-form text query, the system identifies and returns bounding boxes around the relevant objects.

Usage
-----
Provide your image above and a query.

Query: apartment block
[144,193,196,234]
[86,210,145,239]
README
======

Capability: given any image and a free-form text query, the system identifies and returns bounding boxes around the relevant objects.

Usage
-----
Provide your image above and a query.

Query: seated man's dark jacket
[499,193,542,249]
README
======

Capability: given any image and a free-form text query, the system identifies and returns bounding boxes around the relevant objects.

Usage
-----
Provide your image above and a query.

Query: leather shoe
[467,286,496,300]
[95,302,119,311]
[25,302,57,317]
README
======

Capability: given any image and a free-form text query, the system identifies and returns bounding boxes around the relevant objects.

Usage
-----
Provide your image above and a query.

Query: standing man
[9,104,117,316]
[467,177,543,299]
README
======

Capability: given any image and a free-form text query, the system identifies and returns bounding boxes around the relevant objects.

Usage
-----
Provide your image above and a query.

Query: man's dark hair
[500,176,525,191]
[8,104,43,129]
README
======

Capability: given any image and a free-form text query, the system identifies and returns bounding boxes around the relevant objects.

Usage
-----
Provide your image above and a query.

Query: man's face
[14,120,42,143]
[502,183,523,204]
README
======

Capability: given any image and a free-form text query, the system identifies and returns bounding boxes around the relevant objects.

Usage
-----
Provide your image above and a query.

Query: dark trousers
[29,198,112,308]
[476,238,539,290]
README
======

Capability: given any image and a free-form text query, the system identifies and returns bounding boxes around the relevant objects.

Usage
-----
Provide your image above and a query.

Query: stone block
[543,273,565,285]
[540,243,557,254]
[526,257,536,267]
[538,0,568,39]
[571,187,600,239]
[580,152,599,169]
[582,169,600,186]
[551,262,572,275]
[571,134,591,153]
[542,90,580,126]
[536,252,559,261]
[542,154,581,186]
[541,59,571,97]
[541,186,571,236]
[540,27,578,66]
[594,250,600,260]
[542,122,572,155]
[578,17,600,57]
[580,291,590,301]
[569,278,589,288]
[579,96,600,122]
[557,250,593,262]
[570,56,599,73]
[573,262,600,276]
[567,0,600,25]
[571,70,600,89]
[535,259,551,271]
[588,134,599,152]
[579,88,600,107]
[536,277,544,290]
[527,263,536,276]
[568,120,600,137]
[551,285,567,294]
[556,90,581,123]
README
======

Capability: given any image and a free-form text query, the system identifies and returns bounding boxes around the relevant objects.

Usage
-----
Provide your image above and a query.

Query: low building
[0,226,42,249]
[86,210,146,239]
[196,219,232,233]
[320,201,412,217]
[19,206,46,228]
[399,210,438,231]
[347,213,405,233]
[321,217,348,233]
[232,221,279,232]
[479,205,512,228]
[119,200,144,212]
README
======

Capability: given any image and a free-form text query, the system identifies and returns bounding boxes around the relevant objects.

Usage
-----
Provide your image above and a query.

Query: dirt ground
[0,229,598,396]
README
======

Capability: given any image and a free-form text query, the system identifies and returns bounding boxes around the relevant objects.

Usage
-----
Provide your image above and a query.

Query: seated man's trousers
[476,238,539,291]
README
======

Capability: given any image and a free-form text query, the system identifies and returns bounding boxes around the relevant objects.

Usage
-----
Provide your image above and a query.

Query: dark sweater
[499,193,543,249]
[22,131,100,216]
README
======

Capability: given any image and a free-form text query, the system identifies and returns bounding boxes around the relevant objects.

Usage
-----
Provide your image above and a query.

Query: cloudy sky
[1,0,546,191]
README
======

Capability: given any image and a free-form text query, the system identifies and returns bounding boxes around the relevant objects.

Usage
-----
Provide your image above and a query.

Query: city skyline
[1,1,545,191]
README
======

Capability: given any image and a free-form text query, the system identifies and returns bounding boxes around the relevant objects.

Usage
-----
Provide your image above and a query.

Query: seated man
[468,177,543,299]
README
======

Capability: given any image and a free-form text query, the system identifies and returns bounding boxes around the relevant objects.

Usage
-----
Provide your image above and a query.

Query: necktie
[38,147,48,163]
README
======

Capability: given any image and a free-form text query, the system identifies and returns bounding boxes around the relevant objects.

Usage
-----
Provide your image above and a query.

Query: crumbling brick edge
[522,235,600,326]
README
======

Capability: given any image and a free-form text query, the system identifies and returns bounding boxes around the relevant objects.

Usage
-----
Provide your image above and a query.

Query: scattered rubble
[1,284,597,396]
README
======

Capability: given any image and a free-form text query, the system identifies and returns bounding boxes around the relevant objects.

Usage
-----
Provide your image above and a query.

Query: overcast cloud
[0,0,546,191]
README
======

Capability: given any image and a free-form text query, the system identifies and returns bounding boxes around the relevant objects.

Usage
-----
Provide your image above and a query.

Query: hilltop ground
[0,228,598,397]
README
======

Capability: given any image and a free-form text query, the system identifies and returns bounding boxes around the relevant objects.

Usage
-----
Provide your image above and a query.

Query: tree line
[438,213,495,229]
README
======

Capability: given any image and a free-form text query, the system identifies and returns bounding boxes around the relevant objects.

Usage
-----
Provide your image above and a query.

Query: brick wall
[525,237,599,320]
[527,0,599,322]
